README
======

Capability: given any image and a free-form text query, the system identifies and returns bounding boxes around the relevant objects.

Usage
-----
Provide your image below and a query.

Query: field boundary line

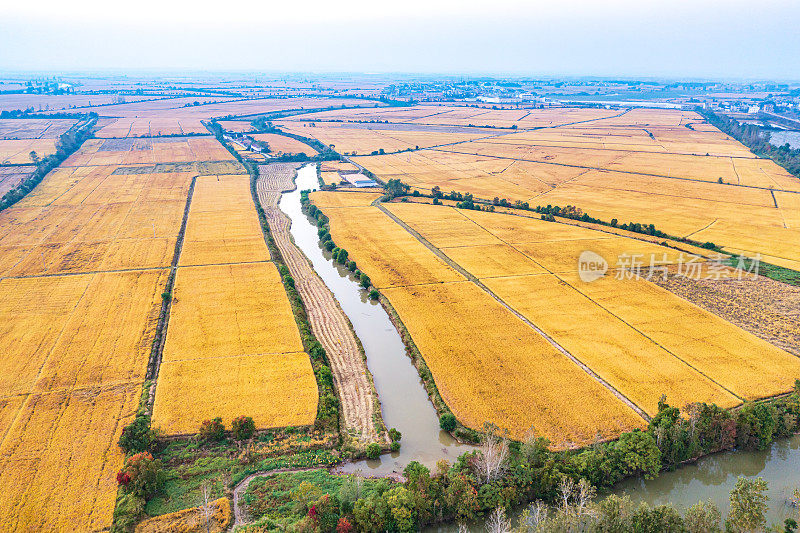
[552,272,745,403]
[373,200,651,422]
[144,173,198,391]
[433,148,800,195]
[683,218,718,239]
[445,206,745,405]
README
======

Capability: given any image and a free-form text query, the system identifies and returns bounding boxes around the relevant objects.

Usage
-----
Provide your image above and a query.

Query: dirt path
[256,163,383,444]
[231,466,319,529]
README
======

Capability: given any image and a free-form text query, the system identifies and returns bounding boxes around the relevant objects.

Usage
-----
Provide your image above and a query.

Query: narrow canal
[279,164,473,475]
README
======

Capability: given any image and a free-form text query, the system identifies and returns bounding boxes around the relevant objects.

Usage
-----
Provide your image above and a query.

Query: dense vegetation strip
[239,388,800,532]
[0,114,97,211]
[701,109,800,179]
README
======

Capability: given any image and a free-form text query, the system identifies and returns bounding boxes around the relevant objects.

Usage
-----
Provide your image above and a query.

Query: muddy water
[280,164,799,522]
[279,164,474,475]
[608,434,800,524]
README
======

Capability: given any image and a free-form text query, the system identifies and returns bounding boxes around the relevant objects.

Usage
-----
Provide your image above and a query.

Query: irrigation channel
[280,164,474,474]
[280,163,800,526]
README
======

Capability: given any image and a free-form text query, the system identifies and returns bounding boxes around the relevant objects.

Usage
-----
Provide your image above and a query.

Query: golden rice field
[0,383,141,531]
[276,122,486,155]
[320,171,342,186]
[0,118,78,139]
[320,193,800,442]
[283,105,620,129]
[250,133,317,155]
[341,106,800,268]
[0,269,168,531]
[383,281,645,444]
[0,270,167,396]
[153,351,317,435]
[180,175,270,266]
[483,274,740,415]
[0,138,58,164]
[0,166,191,277]
[0,131,251,529]
[63,137,234,166]
[152,262,314,434]
[310,190,382,208]
[568,272,800,400]
[389,203,800,403]
[315,202,465,288]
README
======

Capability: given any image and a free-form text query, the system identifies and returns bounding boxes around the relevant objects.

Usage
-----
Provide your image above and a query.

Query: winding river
[280,164,473,475]
[280,163,800,524]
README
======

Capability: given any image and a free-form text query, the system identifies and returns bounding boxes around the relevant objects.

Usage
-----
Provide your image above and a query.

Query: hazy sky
[1,0,799,79]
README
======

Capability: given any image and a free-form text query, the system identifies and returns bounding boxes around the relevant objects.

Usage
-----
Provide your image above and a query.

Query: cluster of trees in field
[702,110,800,179]
[0,116,96,211]
[244,386,800,532]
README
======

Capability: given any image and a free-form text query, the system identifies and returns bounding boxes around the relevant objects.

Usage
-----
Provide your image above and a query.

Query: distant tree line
[0,116,97,212]
[702,109,800,179]
[420,184,720,250]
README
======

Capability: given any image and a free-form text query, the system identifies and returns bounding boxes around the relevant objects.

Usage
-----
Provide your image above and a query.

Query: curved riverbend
[282,164,800,523]
[279,165,474,475]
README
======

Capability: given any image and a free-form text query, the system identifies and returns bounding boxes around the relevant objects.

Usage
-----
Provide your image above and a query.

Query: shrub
[112,493,145,532]
[198,417,226,443]
[118,414,156,454]
[231,416,256,441]
[366,442,382,460]
[116,452,165,499]
[390,441,401,452]
[388,428,402,442]
[336,516,353,533]
[439,413,457,431]
[368,289,379,301]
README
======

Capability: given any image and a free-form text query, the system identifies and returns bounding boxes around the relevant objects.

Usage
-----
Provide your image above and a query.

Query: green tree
[386,178,410,199]
[385,486,417,532]
[366,442,382,460]
[118,414,157,453]
[353,494,389,532]
[727,476,769,533]
[231,415,255,442]
[685,499,721,533]
[198,417,225,443]
[439,413,457,431]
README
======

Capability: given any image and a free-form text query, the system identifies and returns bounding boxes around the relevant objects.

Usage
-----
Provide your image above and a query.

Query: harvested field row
[257,163,380,442]
[653,266,800,357]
